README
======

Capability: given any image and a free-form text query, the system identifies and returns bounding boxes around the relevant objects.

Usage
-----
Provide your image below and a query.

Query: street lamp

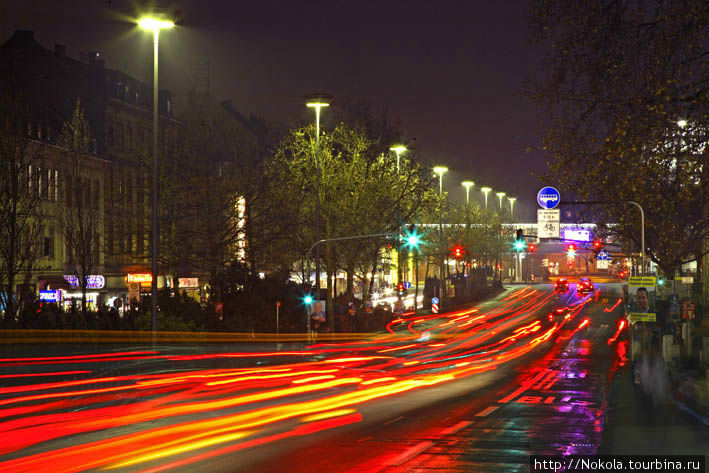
[305,94,331,309]
[138,15,174,333]
[480,186,492,210]
[390,145,406,174]
[677,119,688,128]
[433,166,448,301]
[496,191,506,210]
[433,166,448,196]
[462,181,474,205]
[507,196,516,218]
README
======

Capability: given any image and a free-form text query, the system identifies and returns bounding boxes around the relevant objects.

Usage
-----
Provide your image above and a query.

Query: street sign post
[431,296,439,314]
[404,281,412,289]
[537,209,560,238]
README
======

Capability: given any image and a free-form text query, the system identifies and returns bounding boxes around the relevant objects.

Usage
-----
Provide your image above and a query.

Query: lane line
[441,420,473,435]
[386,441,434,466]
[475,406,499,417]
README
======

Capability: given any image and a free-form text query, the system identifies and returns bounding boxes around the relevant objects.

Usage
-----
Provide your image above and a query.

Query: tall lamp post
[462,181,474,205]
[507,196,516,219]
[433,166,448,302]
[480,186,492,210]
[138,16,174,333]
[495,191,506,211]
[390,145,406,174]
[305,94,331,307]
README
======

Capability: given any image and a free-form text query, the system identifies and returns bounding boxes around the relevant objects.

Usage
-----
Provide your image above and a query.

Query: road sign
[431,297,439,304]
[628,276,657,287]
[537,186,561,209]
[628,312,656,323]
[596,259,609,269]
[537,209,560,238]
[597,250,610,260]
[404,281,412,289]
[432,302,439,314]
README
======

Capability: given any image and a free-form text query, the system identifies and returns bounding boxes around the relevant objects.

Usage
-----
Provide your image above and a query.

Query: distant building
[0,30,176,309]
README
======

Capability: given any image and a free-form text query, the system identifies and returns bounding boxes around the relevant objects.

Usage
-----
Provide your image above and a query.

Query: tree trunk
[414,250,419,310]
[346,263,355,299]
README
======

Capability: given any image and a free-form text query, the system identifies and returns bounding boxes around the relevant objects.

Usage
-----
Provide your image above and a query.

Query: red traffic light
[567,244,576,251]
[528,243,537,253]
[593,240,602,250]
[397,282,404,291]
[450,244,465,259]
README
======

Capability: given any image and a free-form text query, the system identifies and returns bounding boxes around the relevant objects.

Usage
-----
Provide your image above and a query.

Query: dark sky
[1,0,551,220]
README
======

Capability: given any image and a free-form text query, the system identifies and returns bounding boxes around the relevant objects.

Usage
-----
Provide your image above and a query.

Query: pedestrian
[310,301,326,333]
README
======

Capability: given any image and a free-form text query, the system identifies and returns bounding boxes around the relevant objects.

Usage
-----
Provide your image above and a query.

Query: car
[577,278,594,293]
[554,278,569,292]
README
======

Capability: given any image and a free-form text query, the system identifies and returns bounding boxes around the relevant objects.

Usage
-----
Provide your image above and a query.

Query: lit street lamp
[305,94,331,309]
[462,181,474,204]
[433,166,448,302]
[496,191,506,210]
[480,186,492,210]
[390,145,406,174]
[507,196,516,218]
[433,166,448,196]
[138,15,174,333]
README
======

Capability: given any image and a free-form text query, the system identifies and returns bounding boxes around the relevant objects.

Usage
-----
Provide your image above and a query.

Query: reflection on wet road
[0,284,627,473]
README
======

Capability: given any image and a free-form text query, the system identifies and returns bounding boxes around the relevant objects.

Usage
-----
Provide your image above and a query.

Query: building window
[43,227,54,258]
[137,221,144,254]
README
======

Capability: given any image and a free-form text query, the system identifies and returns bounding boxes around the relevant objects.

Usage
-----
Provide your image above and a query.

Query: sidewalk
[599,364,709,455]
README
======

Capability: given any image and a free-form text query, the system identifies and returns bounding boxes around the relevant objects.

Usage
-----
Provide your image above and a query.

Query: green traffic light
[658,278,664,286]
[304,295,313,304]
[402,227,423,250]
[514,241,525,251]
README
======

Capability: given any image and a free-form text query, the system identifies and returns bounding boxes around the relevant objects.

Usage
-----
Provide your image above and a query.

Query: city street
[4,284,706,472]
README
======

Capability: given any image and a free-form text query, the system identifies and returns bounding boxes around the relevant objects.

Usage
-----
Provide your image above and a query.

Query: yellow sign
[127,273,152,283]
[628,312,656,322]
[628,276,657,287]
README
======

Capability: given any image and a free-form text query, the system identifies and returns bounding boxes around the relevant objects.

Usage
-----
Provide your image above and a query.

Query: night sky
[1,0,550,220]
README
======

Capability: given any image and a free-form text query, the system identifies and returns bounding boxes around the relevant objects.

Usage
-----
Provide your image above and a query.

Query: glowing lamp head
[480,186,492,194]
[677,119,688,128]
[389,145,406,153]
[462,180,474,189]
[138,17,175,31]
[514,241,525,251]
[433,166,448,176]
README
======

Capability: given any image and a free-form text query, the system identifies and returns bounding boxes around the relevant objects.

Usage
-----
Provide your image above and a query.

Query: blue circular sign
[431,297,439,304]
[404,281,412,289]
[537,186,561,209]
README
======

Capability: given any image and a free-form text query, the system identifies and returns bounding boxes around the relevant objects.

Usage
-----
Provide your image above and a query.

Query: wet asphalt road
[4,283,706,473]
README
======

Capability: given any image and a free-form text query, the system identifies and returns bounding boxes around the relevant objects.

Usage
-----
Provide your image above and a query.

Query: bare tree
[0,92,45,321]
[58,100,102,316]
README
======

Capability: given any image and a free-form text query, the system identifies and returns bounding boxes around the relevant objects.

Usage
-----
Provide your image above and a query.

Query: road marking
[475,406,499,417]
[383,415,403,425]
[442,420,473,435]
[386,441,434,465]
[498,369,551,403]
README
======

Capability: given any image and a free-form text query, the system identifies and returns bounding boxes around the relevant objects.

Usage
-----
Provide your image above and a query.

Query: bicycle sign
[537,209,560,238]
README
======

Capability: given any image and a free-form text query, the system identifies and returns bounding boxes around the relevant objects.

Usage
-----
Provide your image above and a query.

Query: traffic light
[567,244,576,257]
[528,243,536,253]
[592,240,603,253]
[451,244,464,259]
[514,229,525,251]
[402,224,422,251]
[397,282,406,296]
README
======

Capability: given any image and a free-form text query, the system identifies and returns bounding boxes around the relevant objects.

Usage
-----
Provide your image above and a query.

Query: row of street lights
[137,12,519,329]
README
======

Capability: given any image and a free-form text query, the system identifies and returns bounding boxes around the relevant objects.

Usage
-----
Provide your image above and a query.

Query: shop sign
[178,278,199,288]
[39,290,60,302]
[127,273,152,283]
[63,275,105,289]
